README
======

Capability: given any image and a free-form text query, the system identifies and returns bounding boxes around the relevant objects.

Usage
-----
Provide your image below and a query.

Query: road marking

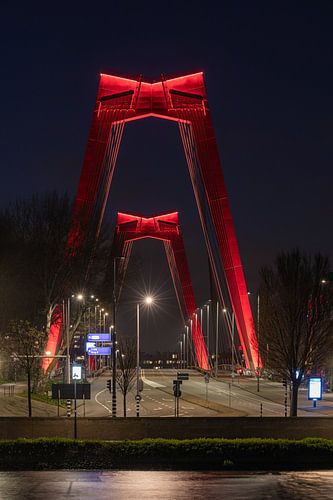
[95,389,112,415]
[142,376,166,388]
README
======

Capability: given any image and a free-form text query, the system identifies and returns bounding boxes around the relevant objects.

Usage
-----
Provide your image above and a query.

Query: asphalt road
[1,369,333,417]
[85,369,333,417]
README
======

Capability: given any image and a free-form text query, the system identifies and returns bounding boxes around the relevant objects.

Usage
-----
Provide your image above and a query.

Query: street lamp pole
[231,310,235,385]
[179,339,183,369]
[136,303,140,417]
[190,319,193,367]
[206,302,210,368]
[112,258,117,418]
[200,308,203,371]
[215,301,219,378]
[66,298,70,384]
[136,296,153,417]
[194,312,198,368]
[257,293,260,392]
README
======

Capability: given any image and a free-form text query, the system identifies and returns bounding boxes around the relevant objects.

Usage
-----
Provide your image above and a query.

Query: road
[85,369,333,417]
[1,369,333,417]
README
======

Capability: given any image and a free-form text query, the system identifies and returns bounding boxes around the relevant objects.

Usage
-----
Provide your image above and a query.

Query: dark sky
[1,3,332,352]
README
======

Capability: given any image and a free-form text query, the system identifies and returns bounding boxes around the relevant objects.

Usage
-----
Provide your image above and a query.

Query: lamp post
[179,339,183,369]
[189,319,193,367]
[206,301,211,368]
[111,256,125,417]
[223,307,235,384]
[200,307,203,371]
[185,325,189,368]
[257,293,260,392]
[64,294,84,383]
[215,301,219,378]
[112,258,117,418]
[194,312,198,368]
[136,296,153,417]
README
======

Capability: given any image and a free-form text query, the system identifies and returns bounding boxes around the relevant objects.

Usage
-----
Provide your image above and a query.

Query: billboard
[308,377,322,400]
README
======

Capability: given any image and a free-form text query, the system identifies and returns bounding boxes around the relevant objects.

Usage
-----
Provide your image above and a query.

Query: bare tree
[0,192,111,380]
[259,250,333,416]
[0,321,46,416]
[116,337,136,417]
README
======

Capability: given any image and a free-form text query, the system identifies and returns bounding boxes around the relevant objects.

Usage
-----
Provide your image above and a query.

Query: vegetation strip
[0,438,333,470]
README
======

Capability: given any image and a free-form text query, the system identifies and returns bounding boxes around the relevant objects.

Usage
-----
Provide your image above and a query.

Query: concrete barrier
[0,417,333,440]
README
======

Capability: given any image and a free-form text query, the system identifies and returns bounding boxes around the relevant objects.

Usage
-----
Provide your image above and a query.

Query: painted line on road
[95,388,112,415]
[142,376,166,388]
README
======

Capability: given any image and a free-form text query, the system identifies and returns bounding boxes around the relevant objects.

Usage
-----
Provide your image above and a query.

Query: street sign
[177,372,189,380]
[72,365,82,380]
[87,333,111,342]
[87,347,111,356]
[85,341,96,352]
[52,383,91,400]
[308,377,322,400]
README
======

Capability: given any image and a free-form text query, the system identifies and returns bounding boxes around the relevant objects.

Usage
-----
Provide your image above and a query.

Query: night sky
[1,3,332,352]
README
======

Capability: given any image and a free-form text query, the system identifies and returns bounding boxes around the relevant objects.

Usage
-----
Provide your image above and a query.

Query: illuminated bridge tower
[111,211,209,370]
[43,72,258,371]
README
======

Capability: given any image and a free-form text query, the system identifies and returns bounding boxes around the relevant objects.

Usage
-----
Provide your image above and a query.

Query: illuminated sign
[308,377,322,400]
[85,341,96,352]
[87,333,111,342]
[72,365,82,380]
[87,347,111,356]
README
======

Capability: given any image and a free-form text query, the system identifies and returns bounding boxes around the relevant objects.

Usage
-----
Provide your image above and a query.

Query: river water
[0,470,333,499]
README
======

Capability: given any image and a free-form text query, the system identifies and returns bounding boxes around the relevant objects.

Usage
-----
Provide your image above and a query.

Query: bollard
[66,399,71,417]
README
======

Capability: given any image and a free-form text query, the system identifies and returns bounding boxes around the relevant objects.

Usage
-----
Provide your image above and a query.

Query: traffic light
[107,379,111,393]
[173,380,182,398]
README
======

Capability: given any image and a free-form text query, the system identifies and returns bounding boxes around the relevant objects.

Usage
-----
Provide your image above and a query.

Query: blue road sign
[87,333,111,341]
[87,347,111,356]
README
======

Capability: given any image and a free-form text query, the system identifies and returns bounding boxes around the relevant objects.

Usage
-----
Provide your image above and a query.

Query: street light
[215,301,219,378]
[223,307,235,384]
[205,300,211,367]
[112,256,125,418]
[64,294,85,383]
[136,295,154,417]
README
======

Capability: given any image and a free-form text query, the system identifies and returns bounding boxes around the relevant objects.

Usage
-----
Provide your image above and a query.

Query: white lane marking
[95,388,112,415]
[142,376,166,388]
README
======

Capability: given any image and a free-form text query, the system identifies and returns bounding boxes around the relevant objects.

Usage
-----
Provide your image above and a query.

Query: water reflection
[0,470,333,499]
